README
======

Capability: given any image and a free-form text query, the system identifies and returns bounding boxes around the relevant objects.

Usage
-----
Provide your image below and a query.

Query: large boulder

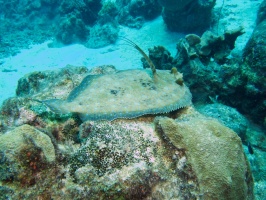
[257,0,266,24]
[155,110,254,200]
[63,107,254,199]
[243,20,266,75]
[117,0,161,29]
[242,10,266,126]
[0,124,55,182]
[159,0,216,33]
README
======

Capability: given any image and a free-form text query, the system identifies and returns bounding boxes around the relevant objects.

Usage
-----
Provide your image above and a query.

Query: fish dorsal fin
[119,37,157,80]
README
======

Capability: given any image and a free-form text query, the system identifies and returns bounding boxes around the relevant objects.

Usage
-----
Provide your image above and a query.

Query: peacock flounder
[43,39,192,121]
[43,68,192,121]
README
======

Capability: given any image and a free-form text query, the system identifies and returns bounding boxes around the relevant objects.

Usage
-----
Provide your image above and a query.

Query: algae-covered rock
[116,0,161,29]
[0,64,256,199]
[56,0,102,44]
[16,65,89,99]
[63,116,201,199]
[160,0,216,33]
[257,0,266,24]
[141,46,175,70]
[155,111,254,200]
[85,22,119,48]
[241,20,266,125]
[0,124,55,182]
[62,108,254,199]
[0,124,55,163]
[197,103,248,140]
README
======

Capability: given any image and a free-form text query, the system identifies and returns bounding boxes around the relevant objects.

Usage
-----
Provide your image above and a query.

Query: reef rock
[169,28,265,127]
[174,27,245,66]
[159,0,216,33]
[141,46,175,70]
[16,65,89,99]
[66,116,200,199]
[242,17,266,126]
[155,110,254,200]
[0,124,55,163]
[197,103,248,140]
[0,65,254,199]
[173,28,243,89]
[0,125,55,162]
[257,0,266,24]
[62,107,254,199]
[243,20,266,74]
[117,0,161,29]
[85,22,119,48]
[0,124,55,182]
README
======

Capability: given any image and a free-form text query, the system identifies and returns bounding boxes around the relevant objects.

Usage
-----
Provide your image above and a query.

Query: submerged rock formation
[156,113,254,199]
[0,124,55,186]
[116,0,161,29]
[257,0,266,24]
[141,46,175,70]
[241,1,266,126]
[161,27,265,127]
[158,0,216,33]
[0,65,254,199]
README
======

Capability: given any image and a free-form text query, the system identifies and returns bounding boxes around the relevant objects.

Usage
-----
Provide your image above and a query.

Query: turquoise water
[0,0,265,199]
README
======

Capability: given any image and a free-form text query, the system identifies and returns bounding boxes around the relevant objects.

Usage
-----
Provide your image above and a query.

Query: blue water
[0,0,265,199]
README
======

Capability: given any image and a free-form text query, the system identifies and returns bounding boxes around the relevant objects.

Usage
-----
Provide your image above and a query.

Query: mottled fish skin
[67,75,100,102]
[78,87,192,121]
[42,99,69,114]
[43,69,192,121]
[43,75,101,113]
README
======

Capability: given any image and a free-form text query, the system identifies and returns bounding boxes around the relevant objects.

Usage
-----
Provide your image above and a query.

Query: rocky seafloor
[0,0,266,199]
[0,63,263,199]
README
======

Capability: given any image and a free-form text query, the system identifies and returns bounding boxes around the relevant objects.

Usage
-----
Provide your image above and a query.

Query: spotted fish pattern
[43,69,192,121]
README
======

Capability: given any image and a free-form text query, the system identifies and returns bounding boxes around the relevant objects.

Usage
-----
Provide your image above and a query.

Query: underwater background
[0,0,265,199]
